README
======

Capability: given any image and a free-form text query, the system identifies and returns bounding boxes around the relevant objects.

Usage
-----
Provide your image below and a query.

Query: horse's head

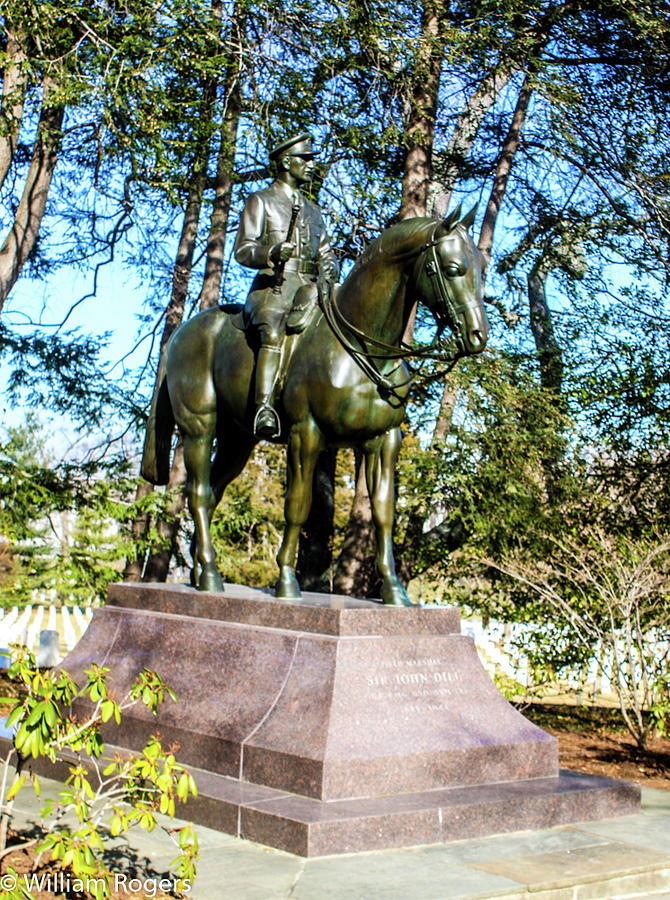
[414,205,489,356]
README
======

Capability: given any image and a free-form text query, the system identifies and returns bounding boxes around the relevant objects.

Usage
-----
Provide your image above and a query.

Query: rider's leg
[254,346,282,438]
[254,319,284,439]
[364,427,412,606]
[276,418,324,599]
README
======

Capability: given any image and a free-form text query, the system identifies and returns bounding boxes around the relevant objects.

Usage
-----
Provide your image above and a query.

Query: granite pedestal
[59,582,640,856]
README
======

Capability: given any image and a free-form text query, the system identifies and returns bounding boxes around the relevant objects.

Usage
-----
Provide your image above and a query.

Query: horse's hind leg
[183,425,223,593]
[363,427,412,606]
[189,428,254,589]
[276,419,324,599]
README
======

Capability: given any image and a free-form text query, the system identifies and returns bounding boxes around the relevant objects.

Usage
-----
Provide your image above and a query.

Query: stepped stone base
[168,765,639,857]
[56,582,640,856]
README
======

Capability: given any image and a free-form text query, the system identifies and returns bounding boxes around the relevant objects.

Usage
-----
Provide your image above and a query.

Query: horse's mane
[350,217,437,273]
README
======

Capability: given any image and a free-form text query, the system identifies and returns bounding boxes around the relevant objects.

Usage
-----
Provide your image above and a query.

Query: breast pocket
[304,223,322,259]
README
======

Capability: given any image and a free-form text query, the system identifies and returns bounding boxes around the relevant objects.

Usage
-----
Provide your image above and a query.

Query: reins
[318,225,466,396]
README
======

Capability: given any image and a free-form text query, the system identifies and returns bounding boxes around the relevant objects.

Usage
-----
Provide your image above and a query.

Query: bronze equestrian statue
[234,132,338,439]
[142,134,489,605]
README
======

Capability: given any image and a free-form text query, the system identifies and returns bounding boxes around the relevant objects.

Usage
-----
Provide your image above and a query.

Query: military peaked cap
[269,132,315,161]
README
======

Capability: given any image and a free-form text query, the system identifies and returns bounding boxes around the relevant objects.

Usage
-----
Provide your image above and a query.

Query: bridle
[319,224,469,397]
[414,227,475,358]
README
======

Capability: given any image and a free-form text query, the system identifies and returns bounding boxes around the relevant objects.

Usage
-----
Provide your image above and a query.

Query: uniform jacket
[234,179,338,282]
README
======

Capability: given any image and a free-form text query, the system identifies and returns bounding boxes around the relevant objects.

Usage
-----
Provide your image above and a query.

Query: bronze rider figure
[234,132,339,439]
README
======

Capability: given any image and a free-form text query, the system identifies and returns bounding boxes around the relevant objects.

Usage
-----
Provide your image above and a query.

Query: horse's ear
[442,204,462,233]
[460,204,477,231]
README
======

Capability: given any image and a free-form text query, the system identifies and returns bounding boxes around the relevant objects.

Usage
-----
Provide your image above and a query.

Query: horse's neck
[338,219,434,345]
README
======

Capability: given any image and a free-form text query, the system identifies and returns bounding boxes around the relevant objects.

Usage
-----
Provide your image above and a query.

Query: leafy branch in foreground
[0,649,198,900]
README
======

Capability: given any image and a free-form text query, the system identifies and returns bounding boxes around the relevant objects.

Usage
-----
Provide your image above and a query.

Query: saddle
[221,302,246,333]
[276,292,323,390]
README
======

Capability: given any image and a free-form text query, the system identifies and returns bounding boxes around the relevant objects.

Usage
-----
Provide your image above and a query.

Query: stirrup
[254,405,281,439]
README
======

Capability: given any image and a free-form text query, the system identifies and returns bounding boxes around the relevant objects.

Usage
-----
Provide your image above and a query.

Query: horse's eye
[444,263,461,277]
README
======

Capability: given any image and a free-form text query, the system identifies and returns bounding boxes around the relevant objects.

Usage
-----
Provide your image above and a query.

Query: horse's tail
[140,352,175,485]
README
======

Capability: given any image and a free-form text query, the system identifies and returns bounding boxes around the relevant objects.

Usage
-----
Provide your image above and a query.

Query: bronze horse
[141,206,489,605]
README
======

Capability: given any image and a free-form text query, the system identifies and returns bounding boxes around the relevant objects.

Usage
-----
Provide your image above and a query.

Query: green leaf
[7,774,26,801]
[82,777,96,801]
[5,705,25,729]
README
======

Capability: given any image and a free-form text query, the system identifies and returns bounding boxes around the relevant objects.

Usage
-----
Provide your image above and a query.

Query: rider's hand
[321,263,338,283]
[269,241,296,266]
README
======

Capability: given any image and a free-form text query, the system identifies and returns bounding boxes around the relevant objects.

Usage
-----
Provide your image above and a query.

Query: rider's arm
[317,226,339,283]
[234,194,273,269]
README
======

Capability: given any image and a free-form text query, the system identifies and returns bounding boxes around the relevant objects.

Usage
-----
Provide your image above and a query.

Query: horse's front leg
[276,419,324,600]
[363,427,413,606]
[183,429,223,593]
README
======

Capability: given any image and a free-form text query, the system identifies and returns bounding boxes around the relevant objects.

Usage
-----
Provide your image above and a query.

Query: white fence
[462,615,670,701]
[0,600,94,666]
[1,601,666,701]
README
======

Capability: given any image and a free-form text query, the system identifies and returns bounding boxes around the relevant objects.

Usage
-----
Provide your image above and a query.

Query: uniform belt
[283,259,319,275]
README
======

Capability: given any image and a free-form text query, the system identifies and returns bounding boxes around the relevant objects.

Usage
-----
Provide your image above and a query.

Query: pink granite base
[56,582,640,856]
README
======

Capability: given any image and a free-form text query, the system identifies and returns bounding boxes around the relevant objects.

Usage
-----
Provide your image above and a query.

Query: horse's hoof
[199,567,224,593]
[275,568,302,601]
[381,580,413,606]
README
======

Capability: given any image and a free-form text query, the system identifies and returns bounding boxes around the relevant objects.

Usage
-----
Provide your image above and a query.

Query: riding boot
[254,345,282,439]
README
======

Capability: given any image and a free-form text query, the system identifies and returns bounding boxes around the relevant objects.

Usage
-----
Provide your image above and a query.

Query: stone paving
[7,779,670,899]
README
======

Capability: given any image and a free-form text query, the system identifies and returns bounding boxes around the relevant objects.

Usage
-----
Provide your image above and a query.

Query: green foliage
[492,670,526,703]
[0,647,198,898]
[1,866,34,900]
[395,351,574,606]
[209,443,285,586]
[0,417,141,605]
[0,325,142,429]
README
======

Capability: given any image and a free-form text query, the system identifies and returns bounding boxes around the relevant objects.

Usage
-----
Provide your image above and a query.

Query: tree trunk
[296,448,337,591]
[332,451,380,597]
[132,0,243,582]
[429,2,560,462]
[431,0,562,218]
[399,76,535,574]
[431,377,458,445]
[0,75,64,312]
[431,64,517,216]
[199,7,244,310]
[125,165,207,582]
[122,479,154,581]
[332,0,449,597]
[198,92,239,309]
[142,441,188,581]
[478,72,533,268]
[528,258,563,395]
[427,72,534,448]
[0,25,29,189]
[136,159,209,581]
[398,0,446,220]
